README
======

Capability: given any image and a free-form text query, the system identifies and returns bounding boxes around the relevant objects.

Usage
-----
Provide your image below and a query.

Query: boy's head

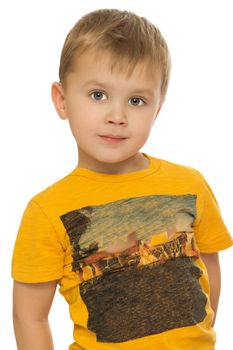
[52,9,171,172]
[59,8,171,98]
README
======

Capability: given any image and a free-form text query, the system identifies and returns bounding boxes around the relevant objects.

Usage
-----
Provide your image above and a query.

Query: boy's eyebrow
[82,80,155,97]
[82,80,108,89]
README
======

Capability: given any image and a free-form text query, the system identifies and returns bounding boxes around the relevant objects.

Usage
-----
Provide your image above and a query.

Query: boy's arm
[200,252,221,328]
[13,280,58,350]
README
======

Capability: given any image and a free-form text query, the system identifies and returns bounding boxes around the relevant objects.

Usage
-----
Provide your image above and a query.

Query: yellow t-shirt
[12,153,233,350]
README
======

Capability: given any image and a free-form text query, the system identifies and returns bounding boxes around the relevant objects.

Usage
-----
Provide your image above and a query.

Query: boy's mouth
[99,135,127,143]
[101,134,126,139]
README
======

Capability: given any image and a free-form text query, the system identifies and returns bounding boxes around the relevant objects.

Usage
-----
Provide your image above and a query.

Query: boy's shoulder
[29,168,75,205]
[154,156,206,183]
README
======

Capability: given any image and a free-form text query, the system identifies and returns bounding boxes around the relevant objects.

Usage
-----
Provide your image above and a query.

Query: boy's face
[52,50,163,172]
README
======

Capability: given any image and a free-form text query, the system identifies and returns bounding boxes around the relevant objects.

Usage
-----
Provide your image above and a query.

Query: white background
[0,0,232,349]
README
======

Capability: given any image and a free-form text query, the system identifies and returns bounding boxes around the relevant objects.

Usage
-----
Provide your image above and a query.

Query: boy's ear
[51,82,68,120]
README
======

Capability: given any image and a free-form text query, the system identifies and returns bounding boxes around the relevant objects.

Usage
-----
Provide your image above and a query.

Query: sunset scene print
[60,194,197,278]
[60,194,207,343]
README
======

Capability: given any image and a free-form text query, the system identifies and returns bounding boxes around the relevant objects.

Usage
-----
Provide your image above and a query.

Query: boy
[12,8,233,350]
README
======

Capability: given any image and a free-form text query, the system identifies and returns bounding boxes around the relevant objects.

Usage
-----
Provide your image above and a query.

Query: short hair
[59,8,171,98]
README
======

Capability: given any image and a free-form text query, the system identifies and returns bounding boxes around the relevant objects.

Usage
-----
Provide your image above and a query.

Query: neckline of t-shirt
[69,153,161,183]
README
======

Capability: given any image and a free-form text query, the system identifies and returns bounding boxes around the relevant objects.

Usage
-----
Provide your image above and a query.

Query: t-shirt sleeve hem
[12,269,63,283]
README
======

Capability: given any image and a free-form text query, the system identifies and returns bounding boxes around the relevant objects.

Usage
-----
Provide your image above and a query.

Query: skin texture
[13,49,221,348]
[13,280,58,350]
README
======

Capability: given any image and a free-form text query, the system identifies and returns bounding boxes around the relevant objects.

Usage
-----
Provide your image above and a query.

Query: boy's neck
[77,151,150,175]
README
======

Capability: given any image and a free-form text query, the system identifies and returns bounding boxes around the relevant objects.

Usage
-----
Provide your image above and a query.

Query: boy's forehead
[69,49,161,86]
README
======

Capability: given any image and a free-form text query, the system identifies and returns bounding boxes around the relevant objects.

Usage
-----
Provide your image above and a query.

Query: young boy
[12,8,232,350]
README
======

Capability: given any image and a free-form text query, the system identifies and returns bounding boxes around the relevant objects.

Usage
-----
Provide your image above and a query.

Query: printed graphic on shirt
[60,194,207,343]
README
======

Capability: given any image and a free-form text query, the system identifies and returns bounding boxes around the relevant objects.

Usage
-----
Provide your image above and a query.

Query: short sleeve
[194,172,233,253]
[12,199,65,283]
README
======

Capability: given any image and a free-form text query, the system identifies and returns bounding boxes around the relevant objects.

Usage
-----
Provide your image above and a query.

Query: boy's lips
[100,134,127,139]
[99,134,127,143]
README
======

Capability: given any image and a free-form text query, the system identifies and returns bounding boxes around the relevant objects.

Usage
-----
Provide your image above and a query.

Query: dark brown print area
[80,257,207,343]
[60,206,94,268]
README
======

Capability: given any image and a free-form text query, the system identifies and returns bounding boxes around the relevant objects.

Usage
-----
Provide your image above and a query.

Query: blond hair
[59,9,171,98]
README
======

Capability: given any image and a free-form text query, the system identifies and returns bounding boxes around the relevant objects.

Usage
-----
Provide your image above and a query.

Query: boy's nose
[105,103,128,125]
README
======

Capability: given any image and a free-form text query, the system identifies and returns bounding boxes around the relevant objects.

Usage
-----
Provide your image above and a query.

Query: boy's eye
[90,91,107,101]
[129,97,145,106]
[90,91,145,106]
